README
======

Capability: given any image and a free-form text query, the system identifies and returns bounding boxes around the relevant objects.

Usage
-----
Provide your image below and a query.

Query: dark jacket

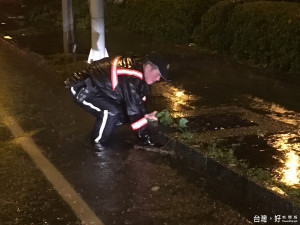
[65,56,150,132]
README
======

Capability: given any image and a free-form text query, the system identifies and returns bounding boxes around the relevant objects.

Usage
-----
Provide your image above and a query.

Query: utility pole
[62,0,76,54]
[88,0,108,63]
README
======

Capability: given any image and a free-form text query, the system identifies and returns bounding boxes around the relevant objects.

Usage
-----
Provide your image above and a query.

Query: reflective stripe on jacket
[79,56,150,130]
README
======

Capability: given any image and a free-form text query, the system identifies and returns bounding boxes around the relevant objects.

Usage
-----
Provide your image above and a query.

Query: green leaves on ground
[156,110,193,139]
[178,118,189,128]
[156,109,175,126]
[156,109,188,129]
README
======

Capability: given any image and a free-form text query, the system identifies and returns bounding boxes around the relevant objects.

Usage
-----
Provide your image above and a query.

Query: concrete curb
[153,129,300,223]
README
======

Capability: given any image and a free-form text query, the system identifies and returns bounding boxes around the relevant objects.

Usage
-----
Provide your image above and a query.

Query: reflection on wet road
[1,11,299,221]
[151,82,200,118]
[269,133,300,187]
[248,95,300,126]
[0,37,252,224]
[150,73,300,193]
[246,96,300,189]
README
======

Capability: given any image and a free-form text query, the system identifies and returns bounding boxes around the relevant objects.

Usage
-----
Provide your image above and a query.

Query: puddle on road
[268,133,300,187]
[151,82,200,117]
[187,114,256,132]
[216,132,300,195]
[246,95,300,127]
[149,81,300,195]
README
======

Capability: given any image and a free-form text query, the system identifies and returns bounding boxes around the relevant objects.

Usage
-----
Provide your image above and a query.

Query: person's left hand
[145,111,158,121]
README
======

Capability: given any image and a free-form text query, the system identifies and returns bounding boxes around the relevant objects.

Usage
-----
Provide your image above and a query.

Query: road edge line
[0,107,105,225]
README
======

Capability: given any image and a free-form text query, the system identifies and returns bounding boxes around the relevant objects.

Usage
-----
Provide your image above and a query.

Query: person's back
[65,53,170,150]
[86,56,148,105]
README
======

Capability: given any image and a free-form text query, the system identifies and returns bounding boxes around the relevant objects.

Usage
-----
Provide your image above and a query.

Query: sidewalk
[1,12,300,224]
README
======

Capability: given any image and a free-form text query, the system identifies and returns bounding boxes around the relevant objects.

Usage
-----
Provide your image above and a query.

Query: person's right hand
[145,111,158,121]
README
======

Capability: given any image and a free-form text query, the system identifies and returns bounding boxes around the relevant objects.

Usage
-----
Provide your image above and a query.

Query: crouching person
[64,52,170,150]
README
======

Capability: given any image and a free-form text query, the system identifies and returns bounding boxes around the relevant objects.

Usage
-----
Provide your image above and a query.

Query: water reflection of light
[175,91,184,97]
[248,96,299,126]
[270,186,286,195]
[283,151,299,185]
[4,35,12,40]
[170,90,199,117]
[171,90,189,116]
[155,83,198,117]
[268,133,300,187]
[269,103,299,126]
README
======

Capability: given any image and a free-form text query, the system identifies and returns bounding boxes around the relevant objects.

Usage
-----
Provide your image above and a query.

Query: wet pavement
[0,41,253,224]
[0,1,300,224]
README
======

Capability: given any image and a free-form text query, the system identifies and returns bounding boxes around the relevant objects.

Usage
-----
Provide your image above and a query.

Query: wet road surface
[0,39,252,224]
[1,1,299,223]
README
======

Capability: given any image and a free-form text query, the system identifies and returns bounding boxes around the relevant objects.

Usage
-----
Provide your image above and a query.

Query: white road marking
[0,107,105,225]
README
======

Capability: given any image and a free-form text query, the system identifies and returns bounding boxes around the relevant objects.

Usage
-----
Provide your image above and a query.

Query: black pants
[70,85,124,143]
